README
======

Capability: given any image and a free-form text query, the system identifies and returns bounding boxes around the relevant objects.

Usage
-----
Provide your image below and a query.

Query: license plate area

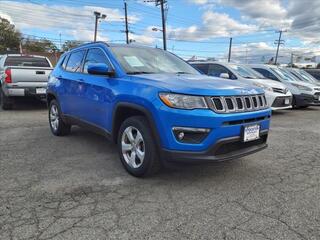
[243,124,260,142]
[36,88,46,94]
[284,98,290,105]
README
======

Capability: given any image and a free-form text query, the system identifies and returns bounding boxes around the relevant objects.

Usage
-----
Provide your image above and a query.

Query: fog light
[172,127,210,144]
[178,132,185,140]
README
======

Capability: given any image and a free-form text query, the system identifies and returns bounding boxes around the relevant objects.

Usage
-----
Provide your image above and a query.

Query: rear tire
[49,99,71,136]
[0,88,13,110]
[117,116,160,177]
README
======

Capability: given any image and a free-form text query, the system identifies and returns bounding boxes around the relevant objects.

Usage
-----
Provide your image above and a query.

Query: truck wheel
[0,88,13,110]
[49,99,71,136]
[118,116,160,177]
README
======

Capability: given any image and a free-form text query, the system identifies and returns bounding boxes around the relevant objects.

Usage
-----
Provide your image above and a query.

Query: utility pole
[228,37,232,62]
[145,0,167,50]
[93,11,106,42]
[159,0,167,50]
[59,33,62,51]
[124,1,129,44]
[153,0,167,50]
[274,30,286,65]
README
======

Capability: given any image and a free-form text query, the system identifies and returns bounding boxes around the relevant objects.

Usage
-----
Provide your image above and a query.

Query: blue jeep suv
[47,42,271,177]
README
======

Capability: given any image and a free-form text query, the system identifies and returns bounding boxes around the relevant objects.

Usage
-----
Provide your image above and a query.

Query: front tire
[0,88,13,110]
[49,99,71,136]
[118,116,160,177]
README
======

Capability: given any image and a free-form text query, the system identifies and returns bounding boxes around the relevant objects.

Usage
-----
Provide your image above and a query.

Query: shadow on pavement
[10,98,47,110]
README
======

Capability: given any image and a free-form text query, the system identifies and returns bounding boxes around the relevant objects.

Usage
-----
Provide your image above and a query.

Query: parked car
[250,64,320,108]
[304,68,320,81]
[0,54,53,110]
[287,68,320,85]
[47,42,271,177]
[190,61,292,110]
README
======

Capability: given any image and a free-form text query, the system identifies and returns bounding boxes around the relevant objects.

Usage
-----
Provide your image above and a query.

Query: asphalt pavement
[0,99,319,240]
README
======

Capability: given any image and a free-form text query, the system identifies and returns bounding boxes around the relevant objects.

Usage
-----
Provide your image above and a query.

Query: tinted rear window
[4,56,50,67]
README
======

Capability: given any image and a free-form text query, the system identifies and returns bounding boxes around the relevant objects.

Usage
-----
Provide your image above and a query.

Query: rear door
[79,48,115,129]
[59,50,86,118]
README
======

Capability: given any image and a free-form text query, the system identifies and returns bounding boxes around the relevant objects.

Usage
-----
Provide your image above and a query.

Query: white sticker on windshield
[124,56,144,67]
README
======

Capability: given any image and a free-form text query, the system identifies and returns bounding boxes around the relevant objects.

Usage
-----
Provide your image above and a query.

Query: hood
[290,80,319,89]
[244,78,287,89]
[130,73,264,96]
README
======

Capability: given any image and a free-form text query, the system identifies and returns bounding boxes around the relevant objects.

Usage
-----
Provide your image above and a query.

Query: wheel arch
[112,102,162,148]
[46,91,58,106]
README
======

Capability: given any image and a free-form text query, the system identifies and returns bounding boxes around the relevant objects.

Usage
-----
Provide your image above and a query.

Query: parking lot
[0,101,319,240]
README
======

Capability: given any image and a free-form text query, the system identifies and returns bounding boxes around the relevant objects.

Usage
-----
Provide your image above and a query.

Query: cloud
[191,0,320,44]
[287,1,320,43]
[129,33,156,45]
[167,11,257,41]
[0,1,139,41]
[227,42,320,64]
[191,0,289,29]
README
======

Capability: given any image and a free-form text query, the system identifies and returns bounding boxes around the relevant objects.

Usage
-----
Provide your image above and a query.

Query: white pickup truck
[0,54,53,110]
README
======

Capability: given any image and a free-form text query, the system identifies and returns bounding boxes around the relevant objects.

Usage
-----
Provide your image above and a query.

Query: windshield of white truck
[110,46,200,75]
[4,56,50,67]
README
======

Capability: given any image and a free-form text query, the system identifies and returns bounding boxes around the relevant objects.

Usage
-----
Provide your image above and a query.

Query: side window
[253,68,278,81]
[65,50,86,72]
[192,64,209,74]
[83,48,111,74]
[61,55,69,70]
[208,64,236,79]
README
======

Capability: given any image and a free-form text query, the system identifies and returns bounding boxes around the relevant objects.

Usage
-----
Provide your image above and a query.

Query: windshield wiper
[127,71,155,75]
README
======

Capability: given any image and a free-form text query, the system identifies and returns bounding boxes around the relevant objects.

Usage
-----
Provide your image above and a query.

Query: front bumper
[152,99,271,162]
[312,92,320,106]
[162,130,268,162]
[265,91,292,110]
[271,96,293,110]
[294,93,320,107]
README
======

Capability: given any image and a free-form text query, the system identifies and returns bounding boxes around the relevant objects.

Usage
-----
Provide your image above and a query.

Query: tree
[0,17,21,52]
[22,38,57,53]
[62,40,82,52]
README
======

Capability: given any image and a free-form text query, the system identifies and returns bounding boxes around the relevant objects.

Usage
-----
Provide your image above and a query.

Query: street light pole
[228,37,232,62]
[93,11,106,42]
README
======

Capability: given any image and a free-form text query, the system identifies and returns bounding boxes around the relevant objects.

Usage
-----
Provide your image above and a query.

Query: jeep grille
[210,94,268,113]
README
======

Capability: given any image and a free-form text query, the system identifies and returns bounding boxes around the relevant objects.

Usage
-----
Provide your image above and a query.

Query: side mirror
[220,73,230,79]
[87,63,114,76]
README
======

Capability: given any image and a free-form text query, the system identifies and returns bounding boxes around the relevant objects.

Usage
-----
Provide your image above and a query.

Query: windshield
[295,69,318,83]
[271,67,298,82]
[229,64,261,79]
[110,46,200,75]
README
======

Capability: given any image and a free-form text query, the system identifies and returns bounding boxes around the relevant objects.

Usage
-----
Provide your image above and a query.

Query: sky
[0,0,320,63]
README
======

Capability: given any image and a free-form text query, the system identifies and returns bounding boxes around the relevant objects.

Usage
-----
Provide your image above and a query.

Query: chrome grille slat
[210,94,268,113]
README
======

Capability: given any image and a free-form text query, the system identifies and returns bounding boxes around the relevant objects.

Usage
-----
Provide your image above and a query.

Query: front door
[79,48,115,130]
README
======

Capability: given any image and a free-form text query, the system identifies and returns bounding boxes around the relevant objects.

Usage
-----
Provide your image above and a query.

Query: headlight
[253,83,273,92]
[291,83,312,91]
[159,93,208,110]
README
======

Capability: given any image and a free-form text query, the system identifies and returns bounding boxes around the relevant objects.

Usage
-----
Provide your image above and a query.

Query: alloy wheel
[121,126,145,169]
[50,104,59,131]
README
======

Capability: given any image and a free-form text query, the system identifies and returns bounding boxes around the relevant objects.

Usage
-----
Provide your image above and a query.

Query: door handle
[77,79,85,83]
